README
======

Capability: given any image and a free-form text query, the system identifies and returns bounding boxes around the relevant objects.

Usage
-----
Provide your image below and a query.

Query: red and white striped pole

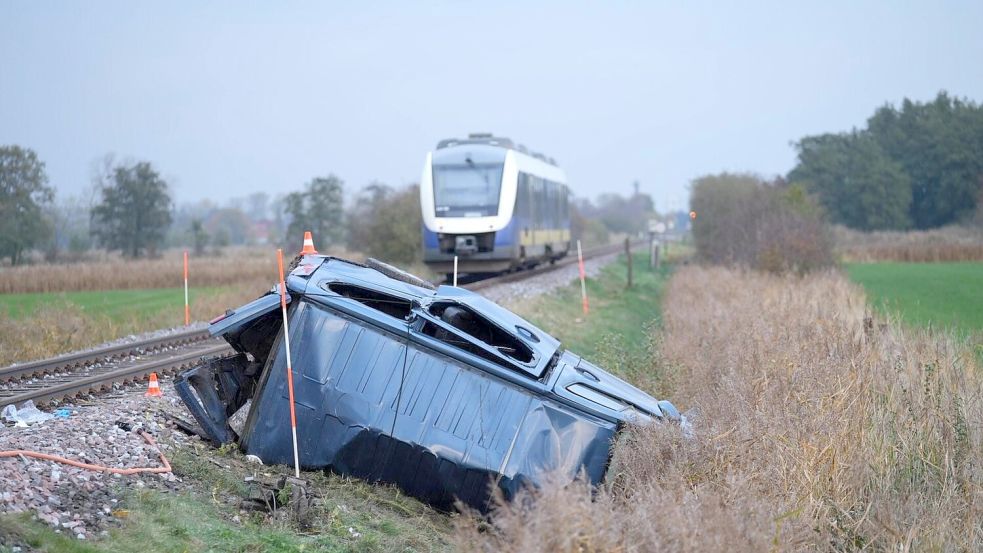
[183,251,190,325]
[276,249,301,478]
[577,240,589,315]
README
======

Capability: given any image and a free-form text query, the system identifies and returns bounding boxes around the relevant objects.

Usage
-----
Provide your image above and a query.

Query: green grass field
[0,287,221,323]
[846,262,983,334]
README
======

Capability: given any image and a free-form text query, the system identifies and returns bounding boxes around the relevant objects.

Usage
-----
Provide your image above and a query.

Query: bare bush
[455,266,982,551]
[690,173,833,273]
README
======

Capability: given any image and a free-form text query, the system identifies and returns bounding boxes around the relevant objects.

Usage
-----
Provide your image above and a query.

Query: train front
[420,141,519,278]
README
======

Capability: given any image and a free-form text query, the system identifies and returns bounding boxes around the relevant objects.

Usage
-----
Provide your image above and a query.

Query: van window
[326,283,413,320]
[423,301,534,365]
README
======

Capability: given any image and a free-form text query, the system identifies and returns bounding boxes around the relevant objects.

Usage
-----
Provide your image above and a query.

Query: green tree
[789,132,911,230]
[190,218,209,256]
[91,161,173,257]
[867,92,983,228]
[789,92,983,230]
[0,145,55,265]
[347,183,422,263]
[285,175,345,247]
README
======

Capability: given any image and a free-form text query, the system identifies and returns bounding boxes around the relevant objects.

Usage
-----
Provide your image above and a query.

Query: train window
[517,173,530,218]
[549,182,558,228]
[532,177,538,229]
[432,162,504,217]
[544,182,553,229]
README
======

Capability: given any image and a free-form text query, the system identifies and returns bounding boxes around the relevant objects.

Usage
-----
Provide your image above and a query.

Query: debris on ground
[177,254,682,511]
[1,400,55,427]
[0,385,192,539]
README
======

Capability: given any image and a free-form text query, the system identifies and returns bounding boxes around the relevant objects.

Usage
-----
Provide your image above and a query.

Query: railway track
[0,330,231,408]
[0,241,629,409]
[462,241,628,291]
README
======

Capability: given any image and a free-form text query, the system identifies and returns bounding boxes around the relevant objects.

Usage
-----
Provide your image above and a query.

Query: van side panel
[239,300,616,509]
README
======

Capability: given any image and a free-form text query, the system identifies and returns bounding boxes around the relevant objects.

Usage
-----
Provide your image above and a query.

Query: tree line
[1,145,656,266]
[789,91,983,231]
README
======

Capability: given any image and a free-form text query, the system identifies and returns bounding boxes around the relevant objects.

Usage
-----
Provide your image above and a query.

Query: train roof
[436,133,557,166]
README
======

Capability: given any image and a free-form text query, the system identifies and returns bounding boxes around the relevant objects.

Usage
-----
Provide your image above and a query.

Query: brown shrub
[834,224,983,262]
[455,266,982,551]
[690,174,834,273]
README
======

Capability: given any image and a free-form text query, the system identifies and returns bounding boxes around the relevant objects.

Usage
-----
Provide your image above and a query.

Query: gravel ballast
[477,251,619,306]
[0,386,195,540]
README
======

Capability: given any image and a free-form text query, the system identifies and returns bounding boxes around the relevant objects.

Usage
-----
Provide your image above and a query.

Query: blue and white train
[420,133,571,277]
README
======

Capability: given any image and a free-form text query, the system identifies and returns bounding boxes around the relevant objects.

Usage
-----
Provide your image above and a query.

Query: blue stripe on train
[422,226,439,248]
[422,219,517,248]
[495,218,516,246]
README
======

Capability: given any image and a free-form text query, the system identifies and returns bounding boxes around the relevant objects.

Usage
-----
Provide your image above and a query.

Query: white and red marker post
[276,248,302,478]
[183,251,190,325]
[577,240,589,315]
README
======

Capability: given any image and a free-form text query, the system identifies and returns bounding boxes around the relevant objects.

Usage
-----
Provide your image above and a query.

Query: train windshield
[432,162,504,217]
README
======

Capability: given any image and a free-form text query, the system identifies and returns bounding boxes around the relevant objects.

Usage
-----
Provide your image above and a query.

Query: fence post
[625,237,632,288]
[183,251,190,325]
[651,240,660,270]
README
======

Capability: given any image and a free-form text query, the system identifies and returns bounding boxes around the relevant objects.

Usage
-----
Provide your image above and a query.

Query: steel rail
[0,328,211,384]
[0,343,231,407]
[463,240,631,291]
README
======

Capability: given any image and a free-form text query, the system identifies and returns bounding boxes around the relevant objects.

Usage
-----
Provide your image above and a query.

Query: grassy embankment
[0,253,671,552]
[504,249,676,394]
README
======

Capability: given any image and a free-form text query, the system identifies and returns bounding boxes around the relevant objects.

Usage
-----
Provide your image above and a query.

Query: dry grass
[0,245,402,294]
[455,266,982,551]
[0,248,277,294]
[835,224,983,262]
[0,281,272,366]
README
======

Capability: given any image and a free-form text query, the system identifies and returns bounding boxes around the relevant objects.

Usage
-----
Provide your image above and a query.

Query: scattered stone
[479,252,619,306]
[0,381,197,539]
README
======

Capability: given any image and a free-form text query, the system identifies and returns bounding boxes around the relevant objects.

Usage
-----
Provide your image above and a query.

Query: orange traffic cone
[145,372,163,397]
[299,231,318,255]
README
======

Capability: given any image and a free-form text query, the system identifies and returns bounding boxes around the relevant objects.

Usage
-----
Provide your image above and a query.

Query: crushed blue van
[175,254,681,510]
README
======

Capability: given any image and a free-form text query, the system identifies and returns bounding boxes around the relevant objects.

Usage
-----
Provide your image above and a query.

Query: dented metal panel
[238,299,615,508]
[177,255,679,510]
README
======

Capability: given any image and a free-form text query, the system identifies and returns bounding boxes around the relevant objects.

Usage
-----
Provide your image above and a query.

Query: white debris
[2,400,56,427]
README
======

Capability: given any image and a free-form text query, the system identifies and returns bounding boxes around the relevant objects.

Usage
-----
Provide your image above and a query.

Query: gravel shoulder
[0,384,197,541]
[477,251,619,307]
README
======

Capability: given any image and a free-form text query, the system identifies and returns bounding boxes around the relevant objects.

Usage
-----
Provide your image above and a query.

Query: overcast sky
[2,1,981,211]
